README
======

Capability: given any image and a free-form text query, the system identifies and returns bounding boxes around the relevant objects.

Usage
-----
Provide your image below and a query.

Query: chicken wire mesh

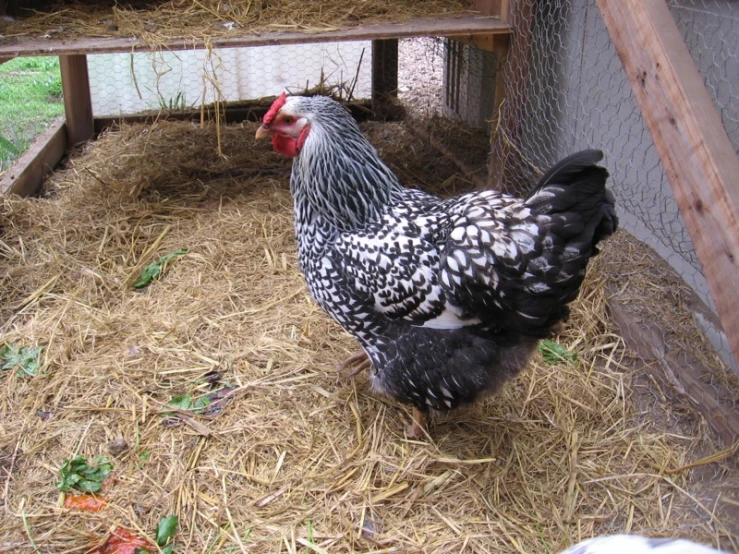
[481,0,739,376]
[88,41,373,116]
[398,3,739,441]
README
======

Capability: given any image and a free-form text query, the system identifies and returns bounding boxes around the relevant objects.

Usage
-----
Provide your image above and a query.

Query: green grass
[0,56,65,172]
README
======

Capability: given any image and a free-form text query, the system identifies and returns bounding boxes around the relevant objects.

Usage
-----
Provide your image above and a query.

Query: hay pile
[1,119,738,553]
[0,0,476,44]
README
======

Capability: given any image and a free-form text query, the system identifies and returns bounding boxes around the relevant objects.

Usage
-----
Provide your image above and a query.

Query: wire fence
[481,0,738,376]
[88,41,373,116]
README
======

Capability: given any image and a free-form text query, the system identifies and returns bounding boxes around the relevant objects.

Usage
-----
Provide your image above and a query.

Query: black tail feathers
[524,150,618,251]
[526,149,605,200]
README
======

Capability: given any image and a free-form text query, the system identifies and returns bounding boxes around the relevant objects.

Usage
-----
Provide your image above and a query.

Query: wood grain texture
[610,300,739,446]
[60,54,94,146]
[597,0,739,367]
[0,16,510,58]
[471,0,509,21]
[0,120,67,197]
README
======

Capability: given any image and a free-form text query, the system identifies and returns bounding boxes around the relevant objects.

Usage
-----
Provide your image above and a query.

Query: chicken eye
[283,117,294,124]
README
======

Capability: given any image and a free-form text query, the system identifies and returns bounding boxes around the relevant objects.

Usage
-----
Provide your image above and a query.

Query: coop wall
[87,42,373,116]
[442,39,498,130]
[491,0,738,372]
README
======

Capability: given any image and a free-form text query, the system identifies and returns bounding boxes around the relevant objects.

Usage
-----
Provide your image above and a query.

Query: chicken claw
[406,408,427,440]
[338,351,372,377]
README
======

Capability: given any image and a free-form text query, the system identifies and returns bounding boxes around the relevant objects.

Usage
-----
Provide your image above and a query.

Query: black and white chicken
[256,93,617,437]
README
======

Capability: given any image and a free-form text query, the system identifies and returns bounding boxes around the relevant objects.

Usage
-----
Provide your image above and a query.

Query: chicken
[256,93,617,437]
[559,534,724,554]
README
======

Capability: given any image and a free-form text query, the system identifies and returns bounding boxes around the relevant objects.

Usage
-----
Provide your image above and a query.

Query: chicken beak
[255,125,272,140]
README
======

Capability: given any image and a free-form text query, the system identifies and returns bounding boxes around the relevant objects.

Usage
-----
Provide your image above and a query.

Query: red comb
[263,92,287,125]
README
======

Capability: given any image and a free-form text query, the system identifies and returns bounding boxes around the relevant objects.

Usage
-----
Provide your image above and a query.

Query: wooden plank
[455,32,510,53]
[471,0,509,21]
[0,16,509,57]
[609,299,739,446]
[597,0,739,367]
[92,99,379,133]
[0,119,67,197]
[0,16,510,58]
[60,54,94,146]
[497,0,510,23]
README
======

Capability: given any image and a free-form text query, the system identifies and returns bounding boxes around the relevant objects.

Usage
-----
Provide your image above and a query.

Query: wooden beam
[0,16,510,58]
[497,0,510,23]
[92,99,379,133]
[471,0,510,22]
[597,0,739,367]
[372,39,399,118]
[0,119,67,197]
[60,54,94,146]
[609,299,739,446]
[455,33,510,53]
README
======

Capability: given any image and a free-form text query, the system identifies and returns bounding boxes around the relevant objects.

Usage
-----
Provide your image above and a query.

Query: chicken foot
[406,408,427,440]
[338,351,372,377]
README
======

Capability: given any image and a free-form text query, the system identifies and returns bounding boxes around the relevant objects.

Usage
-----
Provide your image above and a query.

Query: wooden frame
[0,120,67,196]
[60,54,94,146]
[371,39,399,118]
[597,0,739,368]
[0,16,510,58]
[0,15,510,198]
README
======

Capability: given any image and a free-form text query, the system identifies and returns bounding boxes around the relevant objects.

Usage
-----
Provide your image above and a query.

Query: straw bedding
[1,119,738,553]
[0,1,476,44]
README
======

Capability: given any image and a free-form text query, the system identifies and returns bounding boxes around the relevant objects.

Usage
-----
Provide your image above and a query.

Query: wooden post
[597,0,739,368]
[371,39,398,119]
[59,54,94,146]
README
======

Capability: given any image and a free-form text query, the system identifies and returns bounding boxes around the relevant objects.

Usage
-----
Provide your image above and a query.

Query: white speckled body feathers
[279,95,617,413]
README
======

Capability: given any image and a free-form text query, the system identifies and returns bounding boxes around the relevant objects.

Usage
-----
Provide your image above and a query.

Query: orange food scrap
[85,527,156,554]
[64,494,107,512]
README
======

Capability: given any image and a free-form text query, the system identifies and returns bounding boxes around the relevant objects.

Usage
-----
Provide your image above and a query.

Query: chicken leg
[338,351,372,377]
[406,407,427,440]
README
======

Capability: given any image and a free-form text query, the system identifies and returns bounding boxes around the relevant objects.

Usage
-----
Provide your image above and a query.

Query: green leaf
[156,515,179,546]
[1,344,44,377]
[306,519,314,544]
[166,394,211,414]
[76,479,104,493]
[133,248,188,289]
[192,395,212,414]
[57,455,113,492]
[538,340,577,364]
[167,394,193,411]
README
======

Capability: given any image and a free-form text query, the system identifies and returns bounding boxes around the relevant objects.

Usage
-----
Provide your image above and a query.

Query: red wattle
[272,133,298,157]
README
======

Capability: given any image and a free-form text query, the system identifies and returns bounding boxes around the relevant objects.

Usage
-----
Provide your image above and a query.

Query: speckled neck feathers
[289,96,403,232]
